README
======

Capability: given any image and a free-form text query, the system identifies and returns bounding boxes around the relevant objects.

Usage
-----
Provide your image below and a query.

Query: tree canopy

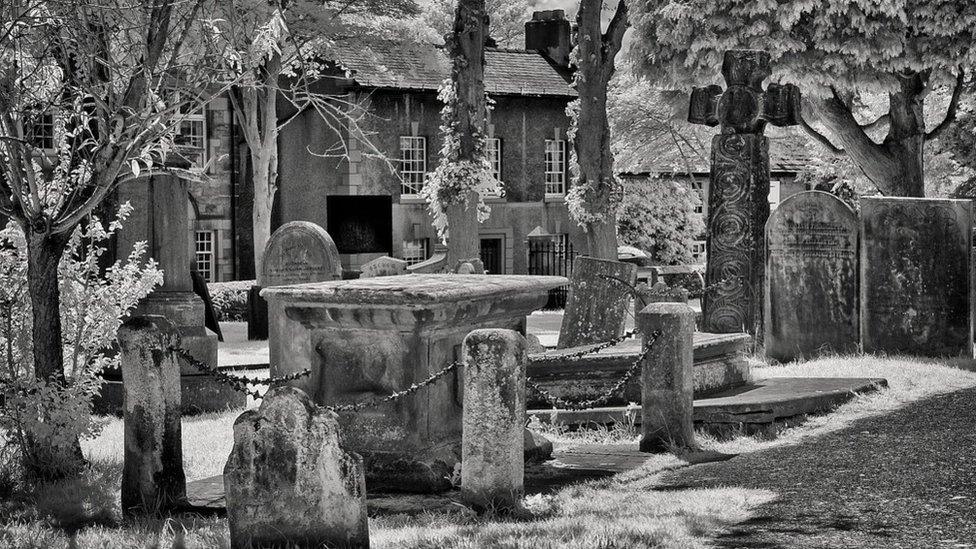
[628,0,976,197]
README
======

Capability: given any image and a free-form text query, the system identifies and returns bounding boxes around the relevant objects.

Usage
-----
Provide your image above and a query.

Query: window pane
[400,136,427,195]
[545,139,565,195]
[402,239,428,265]
[194,231,215,282]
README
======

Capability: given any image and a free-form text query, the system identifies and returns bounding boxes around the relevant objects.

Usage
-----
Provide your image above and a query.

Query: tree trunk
[24,227,84,479]
[571,0,627,259]
[251,144,276,278]
[444,0,487,265]
[807,73,927,197]
[445,190,481,266]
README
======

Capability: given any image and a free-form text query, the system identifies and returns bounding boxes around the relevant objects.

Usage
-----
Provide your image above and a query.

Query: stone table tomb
[262,274,566,492]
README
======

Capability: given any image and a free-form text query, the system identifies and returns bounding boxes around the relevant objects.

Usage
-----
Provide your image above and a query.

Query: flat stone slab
[185,444,732,510]
[528,377,887,426]
[262,274,568,305]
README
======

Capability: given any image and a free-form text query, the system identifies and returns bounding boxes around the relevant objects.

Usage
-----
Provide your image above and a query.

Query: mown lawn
[2,354,974,548]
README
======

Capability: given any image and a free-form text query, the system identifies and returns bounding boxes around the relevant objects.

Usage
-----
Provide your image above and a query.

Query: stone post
[558,256,637,348]
[118,315,187,515]
[638,303,696,453]
[461,329,527,511]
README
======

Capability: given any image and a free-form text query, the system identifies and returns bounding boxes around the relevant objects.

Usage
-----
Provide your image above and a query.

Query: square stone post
[118,315,187,515]
[461,329,527,512]
[639,302,696,453]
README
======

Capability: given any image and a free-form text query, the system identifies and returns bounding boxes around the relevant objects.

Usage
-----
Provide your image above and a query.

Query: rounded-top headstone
[259,221,342,287]
[764,191,858,362]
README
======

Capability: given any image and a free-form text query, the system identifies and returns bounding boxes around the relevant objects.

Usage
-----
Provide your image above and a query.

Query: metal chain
[169,346,311,400]
[326,360,462,412]
[537,329,638,364]
[526,330,662,411]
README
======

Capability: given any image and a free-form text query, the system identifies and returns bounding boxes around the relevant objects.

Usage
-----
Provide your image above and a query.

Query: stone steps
[526,331,753,408]
[528,376,888,433]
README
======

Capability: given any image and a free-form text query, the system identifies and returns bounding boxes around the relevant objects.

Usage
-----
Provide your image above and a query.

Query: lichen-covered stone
[118,315,186,516]
[360,256,408,278]
[557,257,637,349]
[523,429,553,463]
[764,191,858,362]
[461,329,526,511]
[262,274,564,493]
[639,303,696,453]
[224,387,368,549]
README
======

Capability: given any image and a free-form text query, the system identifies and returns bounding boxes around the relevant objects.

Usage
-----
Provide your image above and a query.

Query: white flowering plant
[421,80,501,242]
[0,205,162,477]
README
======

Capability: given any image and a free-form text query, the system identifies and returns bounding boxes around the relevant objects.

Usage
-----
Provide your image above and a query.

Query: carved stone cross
[687,49,801,337]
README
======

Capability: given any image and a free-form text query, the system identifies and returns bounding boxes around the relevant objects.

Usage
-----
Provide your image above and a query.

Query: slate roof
[330,40,576,98]
[619,126,817,176]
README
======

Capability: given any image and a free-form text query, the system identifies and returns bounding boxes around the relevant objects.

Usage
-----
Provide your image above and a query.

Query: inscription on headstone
[764,191,858,361]
[259,221,342,287]
[860,197,973,358]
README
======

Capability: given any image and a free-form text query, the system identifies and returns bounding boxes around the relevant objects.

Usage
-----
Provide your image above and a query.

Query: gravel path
[660,387,976,548]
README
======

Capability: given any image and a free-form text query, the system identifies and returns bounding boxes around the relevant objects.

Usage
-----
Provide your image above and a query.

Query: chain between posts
[169,346,311,400]
[172,325,660,412]
[599,273,744,300]
[525,330,662,411]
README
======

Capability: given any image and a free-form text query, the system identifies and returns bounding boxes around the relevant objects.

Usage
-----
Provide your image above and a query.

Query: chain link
[536,329,638,364]
[327,360,462,412]
[526,330,662,411]
[169,346,311,400]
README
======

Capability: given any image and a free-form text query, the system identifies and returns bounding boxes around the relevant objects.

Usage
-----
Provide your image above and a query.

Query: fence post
[638,302,696,453]
[461,329,526,512]
[118,315,187,515]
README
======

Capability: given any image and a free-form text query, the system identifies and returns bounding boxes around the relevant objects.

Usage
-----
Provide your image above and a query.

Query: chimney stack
[525,10,572,68]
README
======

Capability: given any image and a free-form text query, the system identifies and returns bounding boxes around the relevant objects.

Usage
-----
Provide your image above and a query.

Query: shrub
[0,205,162,478]
[208,280,253,322]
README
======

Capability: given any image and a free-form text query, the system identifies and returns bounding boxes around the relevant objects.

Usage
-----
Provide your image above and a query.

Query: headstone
[638,302,696,453]
[258,221,342,287]
[764,191,859,361]
[359,256,408,278]
[249,221,342,340]
[461,329,526,511]
[557,257,637,349]
[118,316,187,516]
[688,50,802,337]
[224,386,368,549]
[860,197,973,358]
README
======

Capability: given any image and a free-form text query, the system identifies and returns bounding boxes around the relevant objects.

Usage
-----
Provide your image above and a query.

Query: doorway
[479,237,504,274]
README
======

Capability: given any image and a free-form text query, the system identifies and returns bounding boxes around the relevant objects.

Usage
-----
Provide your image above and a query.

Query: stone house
[176,10,583,281]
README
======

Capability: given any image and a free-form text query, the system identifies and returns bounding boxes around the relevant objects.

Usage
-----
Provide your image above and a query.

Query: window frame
[401,238,429,266]
[544,139,567,196]
[486,137,503,196]
[175,108,208,172]
[194,230,216,282]
[399,136,427,196]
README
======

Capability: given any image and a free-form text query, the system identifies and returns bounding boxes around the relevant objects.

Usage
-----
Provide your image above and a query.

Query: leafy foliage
[617,177,704,265]
[0,207,161,478]
[208,280,254,322]
[417,0,531,47]
[628,0,976,95]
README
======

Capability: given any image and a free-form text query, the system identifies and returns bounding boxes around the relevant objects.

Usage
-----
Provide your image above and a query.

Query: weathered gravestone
[688,49,801,337]
[764,191,859,361]
[557,257,637,348]
[248,221,342,340]
[359,255,408,278]
[224,386,368,549]
[860,197,973,358]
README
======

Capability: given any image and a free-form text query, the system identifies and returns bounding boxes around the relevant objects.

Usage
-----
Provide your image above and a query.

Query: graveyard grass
[4,355,976,548]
